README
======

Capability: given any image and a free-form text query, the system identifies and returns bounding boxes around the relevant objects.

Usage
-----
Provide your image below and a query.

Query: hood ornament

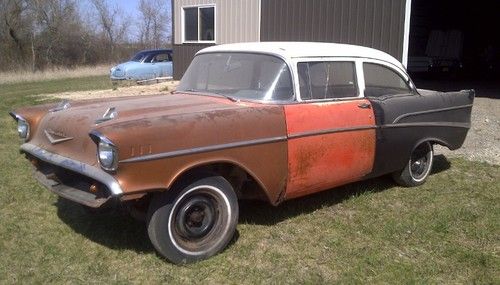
[95,107,118,124]
[44,129,73,144]
[49,100,71,112]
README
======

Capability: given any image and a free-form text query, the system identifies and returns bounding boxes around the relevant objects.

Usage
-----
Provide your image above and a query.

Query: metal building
[171,0,412,80]
[172,0,500,85]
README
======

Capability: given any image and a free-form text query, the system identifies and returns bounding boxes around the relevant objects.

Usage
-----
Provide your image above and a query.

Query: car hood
[27,94,249,165]
[112,61,139,70]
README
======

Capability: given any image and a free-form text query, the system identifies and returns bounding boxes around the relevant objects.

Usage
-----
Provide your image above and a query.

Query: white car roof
[197,42,404,69]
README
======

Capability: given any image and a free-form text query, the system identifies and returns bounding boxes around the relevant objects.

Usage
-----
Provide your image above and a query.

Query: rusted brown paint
[12,89,473,207]
[14,94,289,203]
[284,99,376,198]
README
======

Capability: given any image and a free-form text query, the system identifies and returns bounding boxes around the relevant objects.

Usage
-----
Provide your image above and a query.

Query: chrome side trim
[121,125,377,163]
[119,120,469,164]
[288,125,376,139]
[120,136,287,163]
[20,143,123,195]
[382,122,471,129]
[392,104,473,124]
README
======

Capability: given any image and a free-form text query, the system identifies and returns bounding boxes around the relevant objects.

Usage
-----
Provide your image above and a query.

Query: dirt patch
[39,80,179,101]
[41,84,499,165]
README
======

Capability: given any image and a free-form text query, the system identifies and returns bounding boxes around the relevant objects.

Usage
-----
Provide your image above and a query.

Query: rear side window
[298,61,358,100]
[152,53,171,63]
[363,63,412,97]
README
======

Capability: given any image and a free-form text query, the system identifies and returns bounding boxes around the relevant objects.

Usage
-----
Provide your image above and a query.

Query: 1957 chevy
[10,42,474,263]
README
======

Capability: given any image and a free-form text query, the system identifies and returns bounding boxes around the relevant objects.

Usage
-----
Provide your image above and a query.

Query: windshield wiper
[178,89,239,102]
[178,88,201,93]
[217,94,239,102]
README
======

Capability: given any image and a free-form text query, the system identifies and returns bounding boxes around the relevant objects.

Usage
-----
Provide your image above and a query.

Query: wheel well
[414,138,449,151]
[168,162,270,203]
[124,162,271,217]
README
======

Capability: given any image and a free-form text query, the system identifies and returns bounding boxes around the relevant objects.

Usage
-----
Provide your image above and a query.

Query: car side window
[152,53,170,63]
[363,63,412,97]
[298,61,358,100]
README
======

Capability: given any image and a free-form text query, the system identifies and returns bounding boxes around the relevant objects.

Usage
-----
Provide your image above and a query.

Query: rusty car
[10,42,475,263]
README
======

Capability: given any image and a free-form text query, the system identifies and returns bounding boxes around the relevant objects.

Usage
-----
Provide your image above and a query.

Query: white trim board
[402,0,412,67]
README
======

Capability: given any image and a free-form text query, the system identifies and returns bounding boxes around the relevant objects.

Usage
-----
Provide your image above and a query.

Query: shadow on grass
[239,175,395,226]
[431,154,452,174]
[54,155,452,252]
[239,154,452,226]
[55,198,155,253]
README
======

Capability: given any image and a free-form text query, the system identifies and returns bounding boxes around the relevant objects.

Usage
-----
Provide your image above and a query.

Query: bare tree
[90,0,130,59]
[0,0,31,67]
[30,0,82,67]
[0,0,171,72]
[138,0,170,49]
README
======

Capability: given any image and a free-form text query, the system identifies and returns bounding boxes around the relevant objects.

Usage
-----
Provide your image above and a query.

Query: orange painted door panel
[284,99,376,199]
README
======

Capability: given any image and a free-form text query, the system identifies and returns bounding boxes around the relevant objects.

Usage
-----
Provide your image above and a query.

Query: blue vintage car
[110,49,173,80]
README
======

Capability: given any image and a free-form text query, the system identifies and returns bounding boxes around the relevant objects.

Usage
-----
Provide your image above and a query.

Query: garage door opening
[407,0,499,98]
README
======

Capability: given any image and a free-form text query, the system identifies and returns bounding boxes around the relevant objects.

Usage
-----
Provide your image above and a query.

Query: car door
[284,60,376,199]
[151,52,173,77]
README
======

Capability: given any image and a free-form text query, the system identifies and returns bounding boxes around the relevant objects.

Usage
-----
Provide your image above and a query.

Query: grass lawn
[0,78,498,283]
[0,75,111,98]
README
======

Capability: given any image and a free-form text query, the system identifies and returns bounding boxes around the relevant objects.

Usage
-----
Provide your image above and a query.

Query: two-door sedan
[10,42,474,263]
[110,49,173,81]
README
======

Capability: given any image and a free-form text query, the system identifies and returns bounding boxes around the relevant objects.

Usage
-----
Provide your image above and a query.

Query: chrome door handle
[358,103,371,109]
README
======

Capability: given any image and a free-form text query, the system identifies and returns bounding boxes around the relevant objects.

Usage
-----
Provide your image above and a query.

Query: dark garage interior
[408,0,499,98]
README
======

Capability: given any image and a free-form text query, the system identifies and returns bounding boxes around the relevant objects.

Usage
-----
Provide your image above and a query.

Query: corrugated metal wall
[217,0,260,44]
[260,0,407,61]
[173,0,408,79]
[173,0,261,79]
[173,44,214,79]
[173,0,260,45]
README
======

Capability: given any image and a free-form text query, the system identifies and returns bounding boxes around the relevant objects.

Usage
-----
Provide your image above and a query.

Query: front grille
[27,154,112,208]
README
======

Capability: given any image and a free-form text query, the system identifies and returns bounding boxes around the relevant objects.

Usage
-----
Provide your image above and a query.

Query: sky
[80,0,172,41]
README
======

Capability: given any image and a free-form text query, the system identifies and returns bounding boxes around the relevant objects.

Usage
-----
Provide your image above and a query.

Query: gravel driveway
[43,83,500,166]
[434,97,500,165]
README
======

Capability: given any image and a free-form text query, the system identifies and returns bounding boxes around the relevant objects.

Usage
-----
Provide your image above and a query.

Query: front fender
[92,104,288,203]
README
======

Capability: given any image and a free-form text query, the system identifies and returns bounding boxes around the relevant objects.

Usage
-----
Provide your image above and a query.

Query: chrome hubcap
[410,144,431,180]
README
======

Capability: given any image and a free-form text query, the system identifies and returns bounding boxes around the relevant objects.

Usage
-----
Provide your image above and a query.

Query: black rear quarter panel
[368,89,474,177]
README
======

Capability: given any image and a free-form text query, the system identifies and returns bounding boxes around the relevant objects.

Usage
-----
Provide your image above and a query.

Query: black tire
[147,176,238,264]
[392,142,434,187]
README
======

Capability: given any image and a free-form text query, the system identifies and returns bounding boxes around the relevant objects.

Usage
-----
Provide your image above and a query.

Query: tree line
[0,0,171,72]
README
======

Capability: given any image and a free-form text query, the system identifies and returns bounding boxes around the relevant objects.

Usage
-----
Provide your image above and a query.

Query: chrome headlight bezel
[98,141,118,171]
[9,112,30,141]
[17,119,30,140]
[90,131,119,172]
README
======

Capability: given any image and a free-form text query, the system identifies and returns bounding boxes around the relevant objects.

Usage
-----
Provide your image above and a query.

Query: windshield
[177,53,294,102]
[130,52,150,62]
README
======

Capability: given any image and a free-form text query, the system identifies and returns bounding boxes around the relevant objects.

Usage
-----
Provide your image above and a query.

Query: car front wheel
[147,175,238,264]
[392,142,434,187]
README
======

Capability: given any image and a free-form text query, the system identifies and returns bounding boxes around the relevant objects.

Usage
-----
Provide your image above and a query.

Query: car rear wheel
[147,175,238,264]
[392,142,434,187]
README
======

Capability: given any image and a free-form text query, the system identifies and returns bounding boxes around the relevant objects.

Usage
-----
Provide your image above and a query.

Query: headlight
[98,141,118,171]
[17,119,30,139]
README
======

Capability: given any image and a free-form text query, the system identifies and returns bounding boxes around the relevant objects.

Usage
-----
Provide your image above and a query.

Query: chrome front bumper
[20,144,123,207]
